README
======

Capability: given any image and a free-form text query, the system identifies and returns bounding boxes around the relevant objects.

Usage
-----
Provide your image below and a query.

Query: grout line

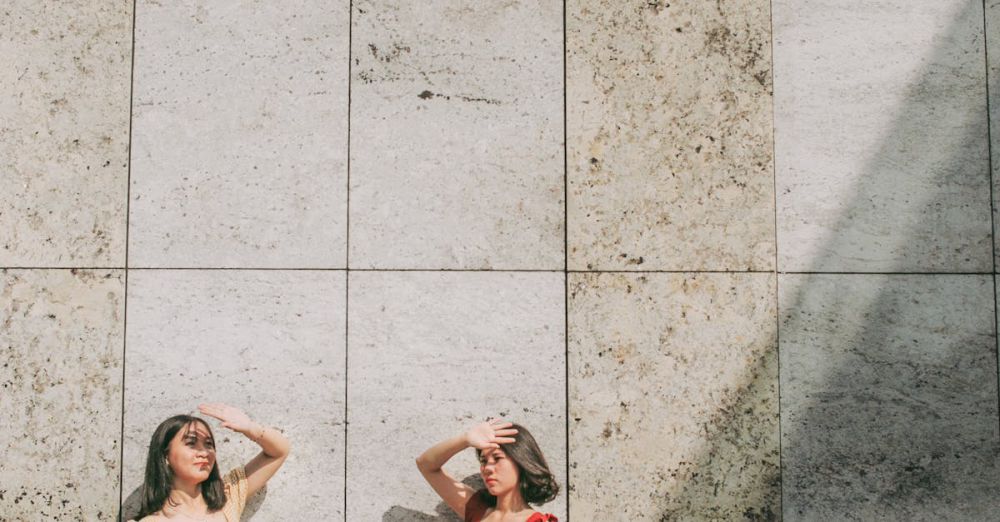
[767,0,784,516]
[777,270,995,276]
[343,271,350,521]
[982,0,1000,447]
[2,266,130,270]
[562,0,570,518]
[345,0,353,273]
[344,1,353,519]
[7,266,998,275]
[118,0,138,517]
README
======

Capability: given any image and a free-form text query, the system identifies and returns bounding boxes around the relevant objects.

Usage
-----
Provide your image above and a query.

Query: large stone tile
[568,273,779,520]
[567,1,775,271]
[0,2,131,267]
[121,270,345,519]
[0,269,125,519]
[773,1,991,272]
[780,274,1000,520]
[347,272,565,520]
[128,1,350,268]
[349,1,563,270]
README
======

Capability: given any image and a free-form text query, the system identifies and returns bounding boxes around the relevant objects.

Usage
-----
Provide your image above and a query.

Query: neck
[169,479,206,511]
[494,489,530,513]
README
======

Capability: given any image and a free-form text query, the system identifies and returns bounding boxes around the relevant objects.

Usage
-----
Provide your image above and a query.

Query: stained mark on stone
[368,42,411,63]
[646,1,670,14]
[416,90,501,105]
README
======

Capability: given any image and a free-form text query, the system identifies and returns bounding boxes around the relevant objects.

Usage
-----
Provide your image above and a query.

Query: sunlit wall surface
[2,1,998,520]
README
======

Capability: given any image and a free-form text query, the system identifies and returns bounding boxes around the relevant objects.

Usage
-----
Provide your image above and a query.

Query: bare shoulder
[136,514,166,522]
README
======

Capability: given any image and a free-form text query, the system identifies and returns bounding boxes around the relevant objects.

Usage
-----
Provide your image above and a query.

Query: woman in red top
[416,418,559,522]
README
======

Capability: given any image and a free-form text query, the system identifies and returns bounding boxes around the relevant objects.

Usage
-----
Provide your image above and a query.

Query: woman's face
[479,447,520,497]
[166,421,216,485]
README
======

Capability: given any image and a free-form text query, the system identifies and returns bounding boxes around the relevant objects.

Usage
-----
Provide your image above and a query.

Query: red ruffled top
[463,494,558,522]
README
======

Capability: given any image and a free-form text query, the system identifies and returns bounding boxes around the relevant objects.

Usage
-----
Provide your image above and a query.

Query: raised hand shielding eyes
[465,418,518,450]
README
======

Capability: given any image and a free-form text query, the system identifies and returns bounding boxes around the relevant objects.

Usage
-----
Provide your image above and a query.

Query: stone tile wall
[2,1,998,520]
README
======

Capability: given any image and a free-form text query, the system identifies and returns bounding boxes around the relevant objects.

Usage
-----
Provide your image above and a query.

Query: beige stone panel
[774,0,991,272]
[121,270,345,519]
[347,271,566,520]
[0,269,125,519]
[569,272,779,520]
[567,0,775,271]
[349,0,564,270]
[780,274,1000,520]
[0,2,131,266]
[128,0,350,268]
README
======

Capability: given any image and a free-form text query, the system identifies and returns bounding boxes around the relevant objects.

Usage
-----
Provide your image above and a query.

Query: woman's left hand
[198,402,257,434]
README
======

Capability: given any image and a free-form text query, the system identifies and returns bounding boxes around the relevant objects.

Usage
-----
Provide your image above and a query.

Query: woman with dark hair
[416,418,559,522]
[134,402,290,521]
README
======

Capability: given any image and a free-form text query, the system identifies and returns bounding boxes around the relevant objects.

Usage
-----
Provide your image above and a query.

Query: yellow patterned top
[221,466,249,522]
[130,467,249,522]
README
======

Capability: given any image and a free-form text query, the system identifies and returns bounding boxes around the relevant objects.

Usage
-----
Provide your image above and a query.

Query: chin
[486,484,506,496]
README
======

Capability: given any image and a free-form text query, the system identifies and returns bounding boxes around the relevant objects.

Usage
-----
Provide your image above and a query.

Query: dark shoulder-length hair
[475,423,559,506]
[136,415,226,518]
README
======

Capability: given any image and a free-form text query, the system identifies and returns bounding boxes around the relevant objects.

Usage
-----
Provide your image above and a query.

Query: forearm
[242,423,290,459]
[416,433,468,472]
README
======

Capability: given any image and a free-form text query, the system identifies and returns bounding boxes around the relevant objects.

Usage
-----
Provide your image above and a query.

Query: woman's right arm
[415,419,518,518]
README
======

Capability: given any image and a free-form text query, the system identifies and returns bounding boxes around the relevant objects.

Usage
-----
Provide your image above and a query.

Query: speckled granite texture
[4,1,1000,520]
[780,274,1000,521]
[567,0,775,271]
[1,269,125,520]
[773,0,992,272]
[121,270,346,520]
[347,272,566,520]
[0,2,131,267]
[569,272,779,520]
[349,0,564,270]
[127,0,350,268]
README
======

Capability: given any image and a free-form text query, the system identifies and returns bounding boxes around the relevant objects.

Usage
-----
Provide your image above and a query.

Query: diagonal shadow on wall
[656,0,1000,520]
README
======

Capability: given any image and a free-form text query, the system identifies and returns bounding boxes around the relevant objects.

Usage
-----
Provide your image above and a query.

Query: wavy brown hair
[475,423,559,506]
[136,415,226,518]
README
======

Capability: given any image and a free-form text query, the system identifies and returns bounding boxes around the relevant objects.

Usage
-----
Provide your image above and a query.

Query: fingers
[494,428,518,437]
[197,403,228,420]
[495,437,516,444]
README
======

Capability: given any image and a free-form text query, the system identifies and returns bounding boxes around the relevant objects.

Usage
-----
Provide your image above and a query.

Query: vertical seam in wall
[562,0,570,519]
[982,0,999,442]
[119,0,138,516]
[767,0,784,517]
[344,1,353,520]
